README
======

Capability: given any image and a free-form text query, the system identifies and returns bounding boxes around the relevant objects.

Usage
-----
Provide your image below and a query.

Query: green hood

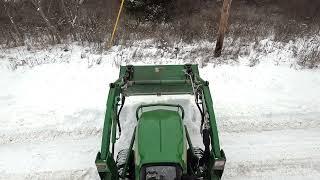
[134,109,187,171]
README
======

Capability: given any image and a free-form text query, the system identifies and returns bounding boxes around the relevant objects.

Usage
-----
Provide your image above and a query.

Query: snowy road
[1,129,319,180]
[0,44,320,179]
[0,136,100,180]
[222,129,320,179]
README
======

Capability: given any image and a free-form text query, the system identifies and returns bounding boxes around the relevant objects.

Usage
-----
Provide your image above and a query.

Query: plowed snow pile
[0,40,320,180]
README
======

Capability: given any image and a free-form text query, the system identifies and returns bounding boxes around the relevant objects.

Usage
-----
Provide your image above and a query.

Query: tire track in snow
[0,126,102,144]
[0,136,100,180]
[217,112,320,133]
[0,168,99,180]
[0,108,105,144]
[221,129,320,179]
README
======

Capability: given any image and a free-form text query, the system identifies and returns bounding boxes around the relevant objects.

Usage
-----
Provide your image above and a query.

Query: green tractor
[95,64,226,180]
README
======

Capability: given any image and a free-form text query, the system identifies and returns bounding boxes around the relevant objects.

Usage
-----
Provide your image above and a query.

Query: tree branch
[2,0,23,45]
[31,0,61,43]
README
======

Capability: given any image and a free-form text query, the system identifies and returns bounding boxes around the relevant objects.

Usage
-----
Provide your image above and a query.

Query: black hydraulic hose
[195,92,205,132]
[117,96,125,138]
[202,128,211,164]
[196,102,204,129]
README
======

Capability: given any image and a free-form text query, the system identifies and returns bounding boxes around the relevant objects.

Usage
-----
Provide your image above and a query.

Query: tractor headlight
[213,159,226,170]
[213,149,226,171]
[95,152,107,172]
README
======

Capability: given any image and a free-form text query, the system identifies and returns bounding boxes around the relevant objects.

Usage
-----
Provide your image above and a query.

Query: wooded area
[0,0,319,47]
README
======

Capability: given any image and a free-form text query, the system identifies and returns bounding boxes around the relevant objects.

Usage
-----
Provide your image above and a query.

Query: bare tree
[60,0,77,40]
[2,0,23,45]
[31,0,61,43]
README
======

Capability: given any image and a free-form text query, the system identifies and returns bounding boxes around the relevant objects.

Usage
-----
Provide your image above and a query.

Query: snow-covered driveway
[0,44,319,179]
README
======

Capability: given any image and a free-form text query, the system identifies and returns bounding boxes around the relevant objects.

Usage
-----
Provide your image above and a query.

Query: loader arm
[96,64,225,180]
[95,81,121,179]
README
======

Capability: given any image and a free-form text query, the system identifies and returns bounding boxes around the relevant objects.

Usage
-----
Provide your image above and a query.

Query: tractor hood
[134,109,187,170]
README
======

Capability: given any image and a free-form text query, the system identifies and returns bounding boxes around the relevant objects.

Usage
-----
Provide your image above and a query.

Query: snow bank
[1,36,319,70]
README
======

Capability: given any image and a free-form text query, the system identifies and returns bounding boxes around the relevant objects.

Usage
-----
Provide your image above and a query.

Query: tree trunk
[214,0,232,57]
